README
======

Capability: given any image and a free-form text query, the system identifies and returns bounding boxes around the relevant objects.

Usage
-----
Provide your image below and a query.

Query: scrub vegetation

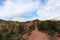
[0,19,60,40]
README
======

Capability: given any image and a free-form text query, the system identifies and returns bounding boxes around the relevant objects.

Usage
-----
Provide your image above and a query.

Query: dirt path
[25,22,60,40]
[28,22,49,40]
[29,30,49,40]
[56,37,60,40]
[55,34,60,40]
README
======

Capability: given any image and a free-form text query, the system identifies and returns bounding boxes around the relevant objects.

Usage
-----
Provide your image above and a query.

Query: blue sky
[0,0,6,5]
[0,0,60,22]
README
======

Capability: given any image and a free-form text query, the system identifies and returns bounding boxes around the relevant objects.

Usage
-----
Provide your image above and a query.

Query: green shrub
[37,21,45,31]
[27,25,35,35]
[18,24,24,34]
[0,32,2,40]
[2,33,12,40]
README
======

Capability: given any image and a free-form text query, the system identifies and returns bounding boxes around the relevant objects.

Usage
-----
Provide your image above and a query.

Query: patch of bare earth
[28,22,49,40]
[28,29,49,40]
[23,22,60,40]
[55,34,60,40]
[56,37,60,40]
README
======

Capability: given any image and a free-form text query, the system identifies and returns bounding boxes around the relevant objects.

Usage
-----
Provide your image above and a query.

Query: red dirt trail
[28,22,49,40]
[29,29,49,40]
[24,22,60,40]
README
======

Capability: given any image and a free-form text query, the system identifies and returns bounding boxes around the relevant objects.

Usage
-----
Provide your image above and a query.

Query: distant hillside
[0,19,60,40]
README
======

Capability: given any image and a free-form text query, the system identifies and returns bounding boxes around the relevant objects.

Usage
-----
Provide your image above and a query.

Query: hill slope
[0,19,60,40]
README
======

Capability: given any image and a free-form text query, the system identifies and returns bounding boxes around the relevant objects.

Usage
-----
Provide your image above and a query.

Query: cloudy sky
[0,0,60,22]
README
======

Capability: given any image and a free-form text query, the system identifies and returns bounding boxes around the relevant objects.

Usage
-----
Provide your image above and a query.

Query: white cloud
[11,16,38,22]
[37,0,60,20]
[26,17,38,21]
[1,0,60,21]
[0,0,39,20]
[11,17,25,22]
